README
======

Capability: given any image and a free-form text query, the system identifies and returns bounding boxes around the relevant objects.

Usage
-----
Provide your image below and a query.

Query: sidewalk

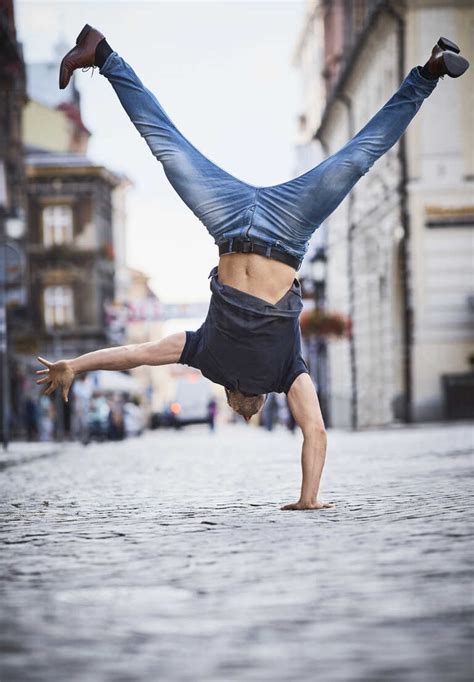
[0,441,62,470]
[1,422,473,681]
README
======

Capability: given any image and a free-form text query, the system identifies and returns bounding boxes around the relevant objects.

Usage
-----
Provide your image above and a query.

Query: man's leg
[259,66,438,239]
[99,51,254,241]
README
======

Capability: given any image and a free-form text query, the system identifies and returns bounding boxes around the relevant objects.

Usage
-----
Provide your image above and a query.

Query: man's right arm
[36,332,186,401]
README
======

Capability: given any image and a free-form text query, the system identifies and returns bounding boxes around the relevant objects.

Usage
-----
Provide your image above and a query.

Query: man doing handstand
[35,27,469,510]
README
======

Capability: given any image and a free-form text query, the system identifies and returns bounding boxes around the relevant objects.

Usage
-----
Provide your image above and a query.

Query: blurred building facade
[0,0,26,218]
[125,267,163,415]
[25,150,121,359]
[0,0,30,441]
[294,0,474,427]
[22,44,126,362]
[0,32,134,439]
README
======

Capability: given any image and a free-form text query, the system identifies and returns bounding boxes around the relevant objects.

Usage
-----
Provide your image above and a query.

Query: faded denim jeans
[100,53,437,266]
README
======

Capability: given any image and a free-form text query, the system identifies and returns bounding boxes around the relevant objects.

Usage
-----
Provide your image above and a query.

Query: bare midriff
[218,252,297,306]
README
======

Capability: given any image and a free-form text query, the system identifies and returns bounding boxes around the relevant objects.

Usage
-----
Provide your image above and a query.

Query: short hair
[225,389,266,420]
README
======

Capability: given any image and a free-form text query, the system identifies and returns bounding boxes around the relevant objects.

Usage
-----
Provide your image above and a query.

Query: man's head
[225,388,266,422]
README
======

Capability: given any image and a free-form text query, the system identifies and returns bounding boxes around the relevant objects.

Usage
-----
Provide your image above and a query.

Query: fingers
[37,356,52,368]
[36,377,50,385]
[43,383,56,396]
[36,369,49,375]
[62,386,69,403]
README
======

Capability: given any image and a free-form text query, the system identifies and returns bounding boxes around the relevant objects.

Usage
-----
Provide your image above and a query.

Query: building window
[42,205,73,246]
[43,285,74,328]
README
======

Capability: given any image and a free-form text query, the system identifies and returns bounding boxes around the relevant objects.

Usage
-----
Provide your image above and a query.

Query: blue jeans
[100,53,437,267]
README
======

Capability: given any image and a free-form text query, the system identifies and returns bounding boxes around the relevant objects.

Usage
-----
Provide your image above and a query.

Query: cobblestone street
[1,423,473,682]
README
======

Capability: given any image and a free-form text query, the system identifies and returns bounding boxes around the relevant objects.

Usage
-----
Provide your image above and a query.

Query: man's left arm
[281,372,334,511]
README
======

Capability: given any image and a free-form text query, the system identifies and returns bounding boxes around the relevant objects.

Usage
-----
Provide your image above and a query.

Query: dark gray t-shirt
[179,267,308,395]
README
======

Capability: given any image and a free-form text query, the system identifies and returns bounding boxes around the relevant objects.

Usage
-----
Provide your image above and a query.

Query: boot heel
[76,24,91,45]
[437,36,460,54]
[443,52,470,78]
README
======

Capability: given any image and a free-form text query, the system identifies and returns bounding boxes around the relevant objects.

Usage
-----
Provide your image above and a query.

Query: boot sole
[443,52,470,78]
[59,24,93,89]
[438,36,460,54]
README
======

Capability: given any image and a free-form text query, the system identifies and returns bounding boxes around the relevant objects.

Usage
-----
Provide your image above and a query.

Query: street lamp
[309,246,329,425]
[6,213,26,240]
[311,248,327,306]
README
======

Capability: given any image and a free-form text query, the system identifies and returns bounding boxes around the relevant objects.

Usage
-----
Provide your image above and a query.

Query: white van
[170,376,214,428]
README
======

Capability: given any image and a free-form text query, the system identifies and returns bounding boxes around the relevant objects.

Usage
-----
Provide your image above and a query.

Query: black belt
[218,238,300,270]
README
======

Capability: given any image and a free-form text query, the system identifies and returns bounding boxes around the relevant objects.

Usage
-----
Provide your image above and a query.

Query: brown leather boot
[59,24,105,90]
[422,36,469,79]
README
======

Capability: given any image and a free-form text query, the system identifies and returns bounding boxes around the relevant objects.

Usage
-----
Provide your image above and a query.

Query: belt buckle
[241,239,253,254]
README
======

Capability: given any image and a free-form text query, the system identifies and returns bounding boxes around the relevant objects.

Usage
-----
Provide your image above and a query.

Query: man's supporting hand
[281,500,335,511]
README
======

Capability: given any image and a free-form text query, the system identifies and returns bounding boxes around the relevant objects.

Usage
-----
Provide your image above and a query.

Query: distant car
[151,376,213,429]
[150,410,175,430]
[123,402,145,437]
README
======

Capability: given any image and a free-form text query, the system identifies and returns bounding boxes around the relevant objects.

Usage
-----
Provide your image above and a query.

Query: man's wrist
[68,359,80,375]
[299,494,317,505]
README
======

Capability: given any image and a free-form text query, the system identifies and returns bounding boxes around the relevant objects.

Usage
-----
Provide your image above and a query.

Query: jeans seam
[244,188,259,239]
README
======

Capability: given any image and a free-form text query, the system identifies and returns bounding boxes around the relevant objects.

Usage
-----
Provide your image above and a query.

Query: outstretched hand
[36,356,75,403]
[281,500,335,511]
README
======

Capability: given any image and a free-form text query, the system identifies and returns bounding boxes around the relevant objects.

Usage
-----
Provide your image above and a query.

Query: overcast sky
[16,0,306,303]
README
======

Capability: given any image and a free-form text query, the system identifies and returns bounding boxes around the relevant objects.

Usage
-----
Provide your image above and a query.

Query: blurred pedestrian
[207,398,217,432]
[38,395,55,442]
[108,395,125,441]
[89,393,109,441]
[72,374,92,445]
[261,393,278,431]
[23,396,38,441]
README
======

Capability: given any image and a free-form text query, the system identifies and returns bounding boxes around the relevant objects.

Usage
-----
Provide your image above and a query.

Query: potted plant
[300,308,351,339]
